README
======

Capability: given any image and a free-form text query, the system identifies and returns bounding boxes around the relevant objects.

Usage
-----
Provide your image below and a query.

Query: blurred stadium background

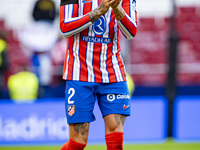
[0,0,200,149]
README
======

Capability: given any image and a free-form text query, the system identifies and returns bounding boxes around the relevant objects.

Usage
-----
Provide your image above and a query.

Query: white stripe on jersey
[63,49,70,79]
[99,8,112,83]
[72,34,81,80]
[118,1,137,39]
[85,1,96,82]
[118,15,136,39]
[86,34,95,82]
[62,5,92,38]
[130,1,137,27]
[112,19,123,82]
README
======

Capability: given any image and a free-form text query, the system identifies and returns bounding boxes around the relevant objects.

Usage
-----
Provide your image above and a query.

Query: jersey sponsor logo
[107,94,130,102]
[123,104,130,109]
[82,36,111,43]
[107,94,115,102]
[82,0,92,3]
[68,105,75,116]
[92,15,106,35]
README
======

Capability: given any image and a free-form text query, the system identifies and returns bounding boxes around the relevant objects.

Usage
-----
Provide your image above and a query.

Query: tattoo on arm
[113,6,125,21]
[89,3,106,23]
[89,9,100,23]
[73,123,89,135]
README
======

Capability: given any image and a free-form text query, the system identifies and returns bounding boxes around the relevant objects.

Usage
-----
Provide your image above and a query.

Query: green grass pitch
[0,140,200,150]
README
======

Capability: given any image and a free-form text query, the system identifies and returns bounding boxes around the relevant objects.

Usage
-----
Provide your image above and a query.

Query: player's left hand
[111,0,121,9]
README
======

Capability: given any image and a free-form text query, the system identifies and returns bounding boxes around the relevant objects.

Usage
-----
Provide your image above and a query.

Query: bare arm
[60,0,115,38]
[111,0,138,39]
[112,5,125,21]
[89,0,115,23]
[111,0,125,21]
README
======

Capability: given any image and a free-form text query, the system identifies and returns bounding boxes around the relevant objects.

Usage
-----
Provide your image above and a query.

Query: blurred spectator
[18,0,59,97]
[7,65,39,102]
[0,38,9,98]
[126,73,135,97]
[32,0,56,22]
[0,39,8,73]
[119,32,135,97]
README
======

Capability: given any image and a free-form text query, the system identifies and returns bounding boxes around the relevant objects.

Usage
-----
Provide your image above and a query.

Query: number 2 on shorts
[68,88,75,104]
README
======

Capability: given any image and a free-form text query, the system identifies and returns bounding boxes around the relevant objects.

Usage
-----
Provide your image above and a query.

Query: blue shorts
[65,81,131,124]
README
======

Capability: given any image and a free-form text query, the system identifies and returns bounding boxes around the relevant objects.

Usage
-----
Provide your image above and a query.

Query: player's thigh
[97,82,130,134]
[104,114,126,134]
[65,81,96,124]
[97,81,131,118]
[69,123,90,144]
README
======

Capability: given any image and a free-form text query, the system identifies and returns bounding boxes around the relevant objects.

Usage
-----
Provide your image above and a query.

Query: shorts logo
[92,15,106,35]
[68,105,75,116]
[107,94,115,102]
[117,94,130,100]
[123,104,130,109]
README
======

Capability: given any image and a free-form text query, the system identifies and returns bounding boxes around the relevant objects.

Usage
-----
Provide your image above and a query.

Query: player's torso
[64,0,125,83]
[72,0,118,49]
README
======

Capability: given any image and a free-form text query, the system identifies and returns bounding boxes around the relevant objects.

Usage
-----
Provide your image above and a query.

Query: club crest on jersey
[92,15,106,35]
[68,105,75,116]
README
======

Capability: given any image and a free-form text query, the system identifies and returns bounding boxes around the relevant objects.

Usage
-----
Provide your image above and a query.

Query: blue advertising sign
[173,96,200,141]
[0,99,68,144]
[89,96,168,143]
[0,96,168,145]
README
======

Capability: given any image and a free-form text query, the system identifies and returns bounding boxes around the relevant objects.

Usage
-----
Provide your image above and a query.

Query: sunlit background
[0,0,200,149]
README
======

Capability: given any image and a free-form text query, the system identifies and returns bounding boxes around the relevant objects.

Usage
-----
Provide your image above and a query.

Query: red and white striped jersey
[60,0,137,83]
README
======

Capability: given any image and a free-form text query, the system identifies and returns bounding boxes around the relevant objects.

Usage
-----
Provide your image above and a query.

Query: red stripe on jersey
[83,1,93,14]
[60,5,90,33]
[79,30,88,82]
[106,12,117,82]
[59,6,65,24]
[135,10,138,26]
[62,38,69,79]
[93,0,103,82]
[79,2,92,81]
[117,30,121,51]
[93,0,102,83]
[61,4,79,80]
[122,0,131,16]
[72,4,79,17]
[118,24,128,39]
[93,40,102,82]
[116,51,126,81]
[66,36,75,80]
[120,15,137,37]
[61,15,90,32]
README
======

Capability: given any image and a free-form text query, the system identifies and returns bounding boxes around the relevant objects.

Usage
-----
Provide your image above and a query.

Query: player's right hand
[89,0,115,23]
[99,0,115,14]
